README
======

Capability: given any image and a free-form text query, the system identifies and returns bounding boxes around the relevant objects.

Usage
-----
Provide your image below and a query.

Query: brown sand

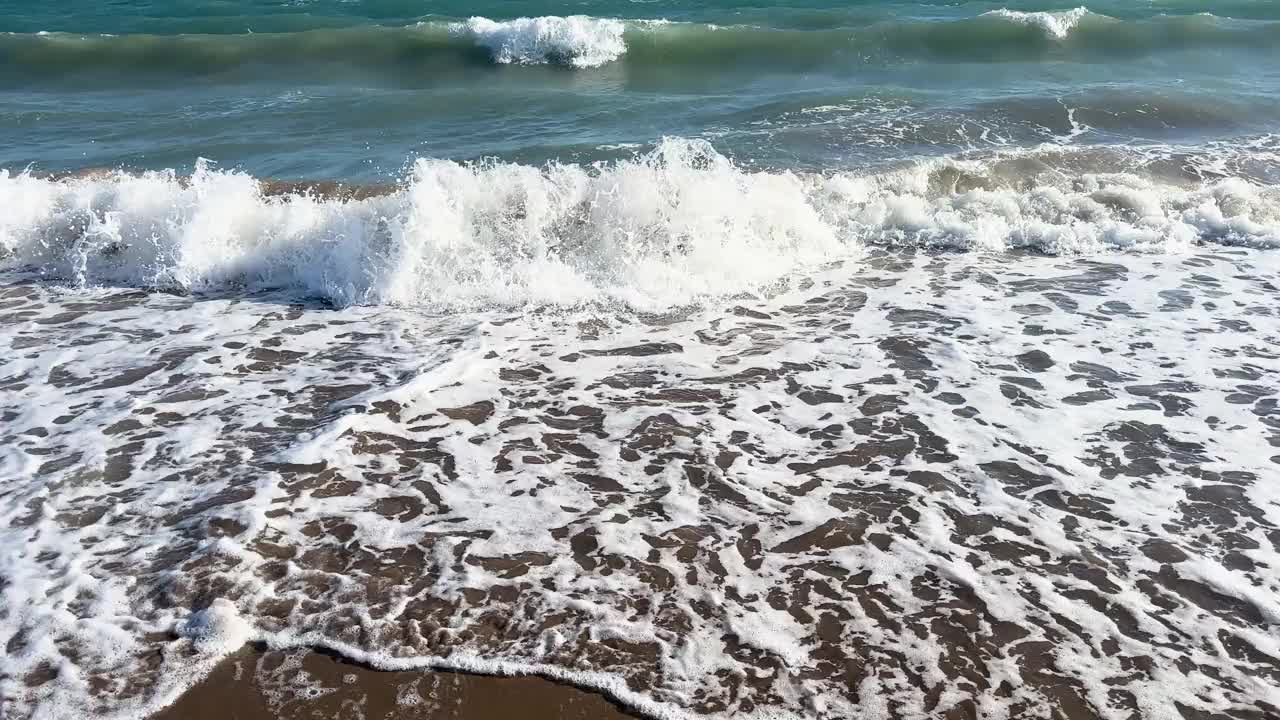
[153,647,641,720]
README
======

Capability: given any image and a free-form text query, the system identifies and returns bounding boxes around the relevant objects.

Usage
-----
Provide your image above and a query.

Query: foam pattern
[3,247,1279,719]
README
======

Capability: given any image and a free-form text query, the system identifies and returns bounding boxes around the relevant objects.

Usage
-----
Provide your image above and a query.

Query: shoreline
[152,645,644,720]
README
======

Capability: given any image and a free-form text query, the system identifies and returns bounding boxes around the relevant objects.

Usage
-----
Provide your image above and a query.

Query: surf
[3,139,1278,310]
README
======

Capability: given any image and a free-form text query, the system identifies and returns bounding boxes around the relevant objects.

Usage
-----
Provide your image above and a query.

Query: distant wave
[448,16,628,68]
[0,11,1275,83]
[3,139,1278,309]
[982,6,1092,40]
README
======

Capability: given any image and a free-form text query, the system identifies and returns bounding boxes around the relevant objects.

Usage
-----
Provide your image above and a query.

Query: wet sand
[154,647,640,720]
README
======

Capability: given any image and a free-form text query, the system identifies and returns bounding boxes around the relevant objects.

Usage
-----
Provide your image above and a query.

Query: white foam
[983,6,1092,39]
[450,15,627,68]
[180,599,255,655]
[4,242,1280,719]
[2,140,1278,313]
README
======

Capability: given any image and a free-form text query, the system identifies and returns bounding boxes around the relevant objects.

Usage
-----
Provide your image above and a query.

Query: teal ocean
[2,1,1279,179]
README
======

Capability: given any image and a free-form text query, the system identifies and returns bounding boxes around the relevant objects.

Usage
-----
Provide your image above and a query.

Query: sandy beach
[156,647,638,720]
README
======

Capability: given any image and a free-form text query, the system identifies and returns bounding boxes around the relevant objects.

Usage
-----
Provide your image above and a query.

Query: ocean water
[3,2,1280,720]
[2,0,1280,179]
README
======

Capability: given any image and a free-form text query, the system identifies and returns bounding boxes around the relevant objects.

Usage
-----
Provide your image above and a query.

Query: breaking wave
[3,139,1278,309]
[981,6,1092,40]
[448,15,629,68]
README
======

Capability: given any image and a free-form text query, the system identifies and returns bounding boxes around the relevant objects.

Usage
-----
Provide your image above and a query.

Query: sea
[2,1,1280,719]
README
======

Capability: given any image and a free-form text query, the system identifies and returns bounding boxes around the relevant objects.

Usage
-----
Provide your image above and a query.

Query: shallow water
[4,249,1280,719]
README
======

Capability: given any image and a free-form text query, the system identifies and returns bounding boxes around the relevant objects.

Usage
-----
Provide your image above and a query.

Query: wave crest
[3,140,1278,309]
[449,16,627,68]
[982,6,1094,39]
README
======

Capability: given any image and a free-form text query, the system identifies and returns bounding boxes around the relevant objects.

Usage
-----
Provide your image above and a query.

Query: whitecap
[983,6,1092,40]
[450,15,627,68]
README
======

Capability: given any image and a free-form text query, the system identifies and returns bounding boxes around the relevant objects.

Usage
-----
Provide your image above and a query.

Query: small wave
[982,6,1093,40]
[3,140,1278,310]
[0,13,1275,83]
[448,16,627,68]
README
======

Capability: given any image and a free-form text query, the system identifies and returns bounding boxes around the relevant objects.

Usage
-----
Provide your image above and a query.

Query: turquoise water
[3,1,1278,180]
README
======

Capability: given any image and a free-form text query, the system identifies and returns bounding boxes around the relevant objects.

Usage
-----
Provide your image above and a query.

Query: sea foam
[2,139,1278,310]
[180,599,254,655]
[450,15,628,68]
[5,246,1279,720]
